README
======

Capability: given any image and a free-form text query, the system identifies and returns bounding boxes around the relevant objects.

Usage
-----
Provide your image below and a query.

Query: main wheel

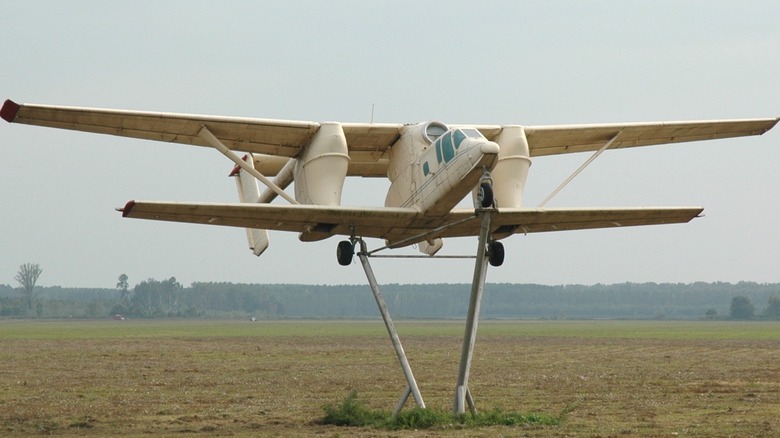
[336,240,354,266]
[488,241,505,267]
[478,183,494,208]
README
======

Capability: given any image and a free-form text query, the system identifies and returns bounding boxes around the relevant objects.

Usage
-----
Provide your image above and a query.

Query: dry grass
[0,320,778,436]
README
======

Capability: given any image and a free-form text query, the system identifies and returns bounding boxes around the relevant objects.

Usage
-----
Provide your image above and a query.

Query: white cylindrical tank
[294,122,350,205]
[490,125,532,208]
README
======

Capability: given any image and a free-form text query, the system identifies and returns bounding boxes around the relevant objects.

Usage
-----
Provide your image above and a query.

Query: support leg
[357,240,425,416]
[453,211,492,415]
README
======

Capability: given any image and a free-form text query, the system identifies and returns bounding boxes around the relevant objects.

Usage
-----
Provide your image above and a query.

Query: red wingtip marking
[120,200,136,217]
[1,99,21,123]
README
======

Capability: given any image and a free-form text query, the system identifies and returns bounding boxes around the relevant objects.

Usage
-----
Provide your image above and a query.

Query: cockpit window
[441,132,455,162]
[461,128,484,139]
[453,129,467,149]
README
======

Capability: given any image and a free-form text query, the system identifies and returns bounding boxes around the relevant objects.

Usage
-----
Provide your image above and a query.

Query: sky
[1,1,778,288]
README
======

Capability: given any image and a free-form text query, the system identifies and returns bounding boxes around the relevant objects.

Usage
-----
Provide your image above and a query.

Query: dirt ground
[0,320,778,437]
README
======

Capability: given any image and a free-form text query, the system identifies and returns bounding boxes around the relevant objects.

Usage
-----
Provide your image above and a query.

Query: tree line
[2,268,780,320]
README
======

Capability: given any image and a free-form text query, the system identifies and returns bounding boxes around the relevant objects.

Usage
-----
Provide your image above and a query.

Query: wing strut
[538,131,622,207]
[198,126,299,205]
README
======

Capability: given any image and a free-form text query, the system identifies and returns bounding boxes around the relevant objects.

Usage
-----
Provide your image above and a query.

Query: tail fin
[230,156,270,257]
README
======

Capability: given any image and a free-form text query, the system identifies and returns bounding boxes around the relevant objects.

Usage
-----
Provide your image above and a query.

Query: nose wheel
[477,182,494,209]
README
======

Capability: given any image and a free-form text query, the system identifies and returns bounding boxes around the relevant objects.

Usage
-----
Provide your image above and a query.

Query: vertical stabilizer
[230,155,270,256]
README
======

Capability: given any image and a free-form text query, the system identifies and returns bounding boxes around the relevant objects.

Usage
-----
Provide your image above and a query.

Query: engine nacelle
[294,122,349,205]
[489,125,532,208]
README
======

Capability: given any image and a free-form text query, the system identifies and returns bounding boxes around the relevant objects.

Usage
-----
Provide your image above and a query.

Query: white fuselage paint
[385,123,501,216]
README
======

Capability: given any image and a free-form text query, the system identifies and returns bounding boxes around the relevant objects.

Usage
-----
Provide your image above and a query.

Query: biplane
[3,99,775,267]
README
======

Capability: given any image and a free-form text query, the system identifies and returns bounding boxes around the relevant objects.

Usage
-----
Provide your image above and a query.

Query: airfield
[1,319,778,437]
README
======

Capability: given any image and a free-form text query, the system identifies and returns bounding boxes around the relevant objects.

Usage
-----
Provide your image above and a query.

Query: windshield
[460,128,484,139]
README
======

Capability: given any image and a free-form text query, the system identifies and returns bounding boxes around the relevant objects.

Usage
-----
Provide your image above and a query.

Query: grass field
[1,319,778,436]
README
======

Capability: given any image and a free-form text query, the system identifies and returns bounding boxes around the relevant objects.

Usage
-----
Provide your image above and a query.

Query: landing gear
[488,241,504,267]
[477,182,494,209]
[337,240,354,266]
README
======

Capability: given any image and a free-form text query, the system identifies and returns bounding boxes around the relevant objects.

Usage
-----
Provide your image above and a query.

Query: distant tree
[130,277,182,317]
[730,296,755,320]
[15,263,42,312]
[763,296,780,320]
[116,274,130,308]
[160,277,183,316]
[705,308,718,319]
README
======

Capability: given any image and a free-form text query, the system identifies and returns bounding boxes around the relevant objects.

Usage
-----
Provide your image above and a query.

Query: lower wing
[120,201,703,246]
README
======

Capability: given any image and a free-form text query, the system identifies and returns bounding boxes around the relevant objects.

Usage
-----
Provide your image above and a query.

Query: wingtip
[1,99,20,123]
[118,200,136,217]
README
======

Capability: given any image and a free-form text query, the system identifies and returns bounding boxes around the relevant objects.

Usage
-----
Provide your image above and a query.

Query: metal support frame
[356,239,426,417]
[453,209,492,415]
[353,169,497,417]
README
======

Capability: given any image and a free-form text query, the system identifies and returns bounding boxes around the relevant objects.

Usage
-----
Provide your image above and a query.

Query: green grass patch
[322,391,559,430]
[0,319,393,340]
[2,319,778,341]
[466,320,780,340]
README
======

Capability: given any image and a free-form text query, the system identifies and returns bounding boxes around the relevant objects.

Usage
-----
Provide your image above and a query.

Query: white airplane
[4,98,778,415]
[2,99,777,267]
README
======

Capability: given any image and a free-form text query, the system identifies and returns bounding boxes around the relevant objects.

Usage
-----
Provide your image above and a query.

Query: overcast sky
[1,1,778,288]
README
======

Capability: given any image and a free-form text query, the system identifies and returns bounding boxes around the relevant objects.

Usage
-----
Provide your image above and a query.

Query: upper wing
[519,119,778,157]
[120,200,702,245]
[1,99,402,174]
[5,99,775,170]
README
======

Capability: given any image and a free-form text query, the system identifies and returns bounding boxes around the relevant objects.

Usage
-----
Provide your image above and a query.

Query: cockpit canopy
[432,127,485,164]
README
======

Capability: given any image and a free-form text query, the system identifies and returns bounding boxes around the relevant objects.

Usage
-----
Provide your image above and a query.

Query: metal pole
[453,211,492,415]
[357,241,425,416]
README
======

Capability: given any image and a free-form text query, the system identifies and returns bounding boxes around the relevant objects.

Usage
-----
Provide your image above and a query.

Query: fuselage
[237,120,531,253]
[385,122,500,216]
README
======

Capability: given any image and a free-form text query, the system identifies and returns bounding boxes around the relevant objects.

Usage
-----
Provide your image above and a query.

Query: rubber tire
[337,241,354,266]
[488,241,505,267]
[478,183,494,208]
